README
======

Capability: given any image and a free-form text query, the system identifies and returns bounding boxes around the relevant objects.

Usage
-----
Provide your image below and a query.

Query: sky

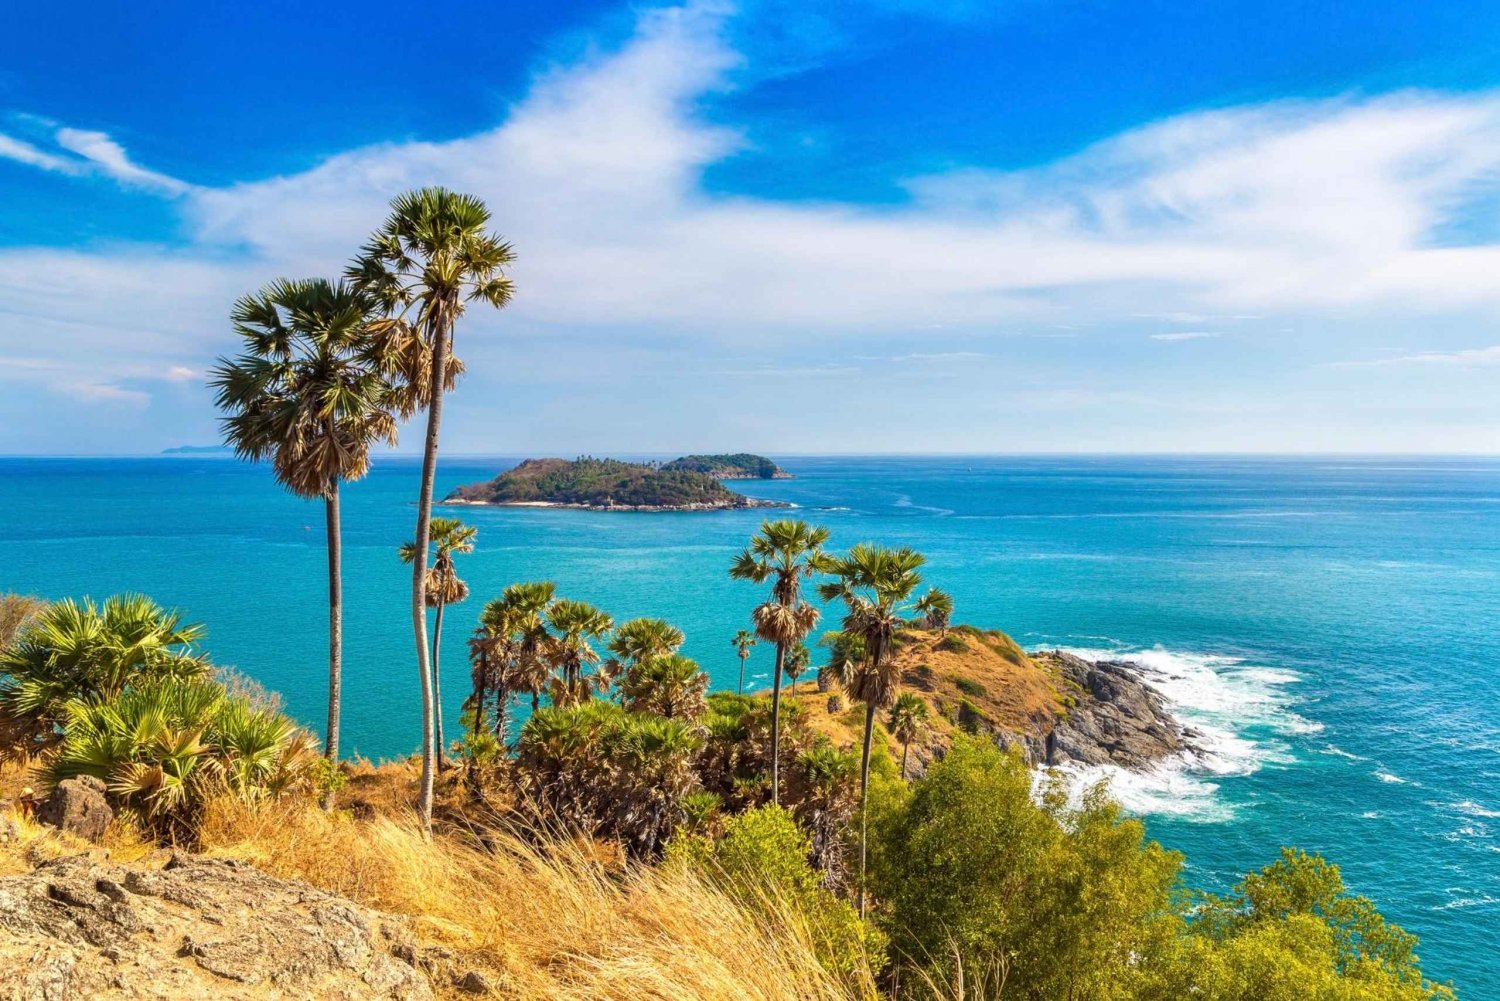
[3,0,1500,454]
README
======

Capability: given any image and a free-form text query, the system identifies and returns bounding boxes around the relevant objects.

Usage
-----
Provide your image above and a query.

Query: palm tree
[888,692,931,779]
[730,629,756,695]
[819,542,926,916]
[0,594,207,759]
[728,519,833,806]
[348,187,515,834]
[501,582,556,715]
[913,587,955,636]
[784,641,811,694]
[400,517,477,765]
[211,278,396,803]
[621,654,709,720]
[545,600,614,708]
[607,618,684,701]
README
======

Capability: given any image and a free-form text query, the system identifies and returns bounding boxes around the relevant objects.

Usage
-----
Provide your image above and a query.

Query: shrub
[936,634,967,653]
[952,675,985,697]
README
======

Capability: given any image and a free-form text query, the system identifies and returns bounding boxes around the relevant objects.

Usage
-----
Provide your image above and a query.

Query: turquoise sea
[2,454,1498,994]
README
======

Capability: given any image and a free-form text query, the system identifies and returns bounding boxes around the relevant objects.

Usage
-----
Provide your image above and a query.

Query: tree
[913,587,954,637]
[731,629,757,695]
[621,654,709,720]
[887,693,930,779]
[784,641,811,694]
[210,277,396,804]
[400,517,477,765]
[545,600,614,707]
[819,542,925,916]
[0,594,207,760]
[607,618,684,702]
[728,519,832,805]
[348,187,515,834]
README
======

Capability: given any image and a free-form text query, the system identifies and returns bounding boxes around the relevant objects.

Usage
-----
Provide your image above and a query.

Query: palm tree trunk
[857,700,876,919]
[323,480,342,812]
[901,741,909,781]
[770,642,786,805]
[738,655,746,695]
[432,599,446,770]
[411,310,451,837]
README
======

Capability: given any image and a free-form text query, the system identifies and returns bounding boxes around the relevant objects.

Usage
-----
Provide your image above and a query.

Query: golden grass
[198,794,877,1001]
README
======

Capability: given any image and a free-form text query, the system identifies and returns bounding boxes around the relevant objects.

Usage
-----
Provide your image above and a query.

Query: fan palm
[730,629,756,695]
[607,618,684,701]
[819,542,926,916]
[728,519,833,805]
[913,587,955,636]
[621,654,709,720]
[210,277,396,802]
[467,580,555,742]
[784,641,811,694]
[888,692,931,779]
[0,594,207,760]
[400,517,477,764]
[545,600,614,708]
[348,187,515,833]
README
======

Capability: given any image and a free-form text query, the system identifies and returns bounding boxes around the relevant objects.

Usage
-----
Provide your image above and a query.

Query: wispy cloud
[1150,331,1221,341]
[0,132,81,174]
[1340,345,1500,367]
[0,123,191,194]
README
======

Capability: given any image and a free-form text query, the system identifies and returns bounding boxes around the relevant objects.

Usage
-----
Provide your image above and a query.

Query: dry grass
[198,794,877,1001]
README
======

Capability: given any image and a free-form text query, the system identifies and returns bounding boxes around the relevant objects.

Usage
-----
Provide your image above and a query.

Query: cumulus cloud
[4,0,1500,424]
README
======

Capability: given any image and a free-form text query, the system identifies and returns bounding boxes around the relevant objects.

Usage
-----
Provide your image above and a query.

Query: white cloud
[54,128,192,195]
[1151,331,1220,341]
[0,132,80,174]
[1342,345,1500,367]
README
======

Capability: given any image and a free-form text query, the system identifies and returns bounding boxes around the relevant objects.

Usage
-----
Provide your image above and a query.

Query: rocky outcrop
[35,776,112,844]
[1030,651,1197,769]
[0,853,439,1000]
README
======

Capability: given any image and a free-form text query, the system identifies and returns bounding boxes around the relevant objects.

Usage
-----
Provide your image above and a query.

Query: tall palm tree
[348,188,515,834]
[913,587,955,636]
[730,629,756,695]
[728,519,832,805]
[888,692,931,779]
[819,542,926,916]
[211,278,396,803]
[400,517,477,764]
[621,654,709,720]
[607,618,684,701]
[494,581,556,717]
[545,600,614,708]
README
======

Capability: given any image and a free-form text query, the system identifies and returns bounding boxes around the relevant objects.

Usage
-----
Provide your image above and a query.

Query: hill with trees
[444,456,788,510]
[660,453,792,479]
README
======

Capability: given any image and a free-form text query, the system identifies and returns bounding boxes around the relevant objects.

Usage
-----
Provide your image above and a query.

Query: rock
[456,969,495,994]
[35,776,112,843]
[0,853,435,999]
[1032,652,1188,770]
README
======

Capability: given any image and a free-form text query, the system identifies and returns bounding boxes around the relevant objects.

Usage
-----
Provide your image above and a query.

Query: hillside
[659,453,791,479]
[443,457,787,511]
[787,625,1186,776]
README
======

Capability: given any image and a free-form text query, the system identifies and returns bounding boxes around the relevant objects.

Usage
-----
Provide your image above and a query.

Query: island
[659,453,792,479]
[442,456,790,511]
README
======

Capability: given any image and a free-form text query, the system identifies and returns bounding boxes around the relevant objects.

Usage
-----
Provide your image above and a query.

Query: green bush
[937,634,968,653]
[668,804,885,981]
[952,675,985,697]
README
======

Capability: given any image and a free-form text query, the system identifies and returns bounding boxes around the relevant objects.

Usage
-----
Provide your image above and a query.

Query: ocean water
[2,454,1498,993]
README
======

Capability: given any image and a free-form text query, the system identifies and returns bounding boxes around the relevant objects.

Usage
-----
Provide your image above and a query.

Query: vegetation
[660,452,790,479]
[447,456,771,509]
[731,628,757,694]
[210,277,397,804]
[349,186,515,835]
[400,517,477,764]
[0,594,46,650]
[887,693,930,779]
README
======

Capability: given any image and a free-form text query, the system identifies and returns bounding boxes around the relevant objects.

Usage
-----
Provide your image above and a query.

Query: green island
[444,456,790,510]
[660,453,792,479]
[0,189,1454,1001]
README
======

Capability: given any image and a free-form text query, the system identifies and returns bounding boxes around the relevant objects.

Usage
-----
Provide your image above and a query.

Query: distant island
[659,453,791,479]
[160,445,233,455]
[443,456,790,511]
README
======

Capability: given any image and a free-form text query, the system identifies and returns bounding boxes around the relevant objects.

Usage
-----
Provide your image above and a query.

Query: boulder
[0,853,436,999]
[36,776,112,843]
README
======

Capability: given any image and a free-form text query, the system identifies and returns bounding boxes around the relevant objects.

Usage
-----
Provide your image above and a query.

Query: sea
[2,454,1497,994]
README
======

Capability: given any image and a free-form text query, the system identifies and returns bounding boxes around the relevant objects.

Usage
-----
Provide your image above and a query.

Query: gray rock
[0,853,436,999]
[1033,652,1189,769]
[35,776,112,843]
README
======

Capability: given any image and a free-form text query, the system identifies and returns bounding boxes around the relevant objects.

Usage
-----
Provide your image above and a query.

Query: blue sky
[3,0,1499,453]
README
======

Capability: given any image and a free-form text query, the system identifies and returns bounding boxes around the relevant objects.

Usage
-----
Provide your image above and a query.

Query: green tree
[730,629,756,695]
[784,641,811,694]
[607,618,685,701]
[348,187,515,835]
[210,277,396,801]
[819,542,925,916]
[545,600,614,707]
[400,517,477,765]
[620,654,709,720]
[887,692,930,779]
[0,594,207,759]
[728,519,833,805]
[913,586,954,637]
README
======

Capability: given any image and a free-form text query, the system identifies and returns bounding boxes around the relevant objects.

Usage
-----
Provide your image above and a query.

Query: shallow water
[2,453,1497,993]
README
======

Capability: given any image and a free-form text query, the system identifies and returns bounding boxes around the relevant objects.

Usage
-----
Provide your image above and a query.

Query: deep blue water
[2,454,1498,994]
